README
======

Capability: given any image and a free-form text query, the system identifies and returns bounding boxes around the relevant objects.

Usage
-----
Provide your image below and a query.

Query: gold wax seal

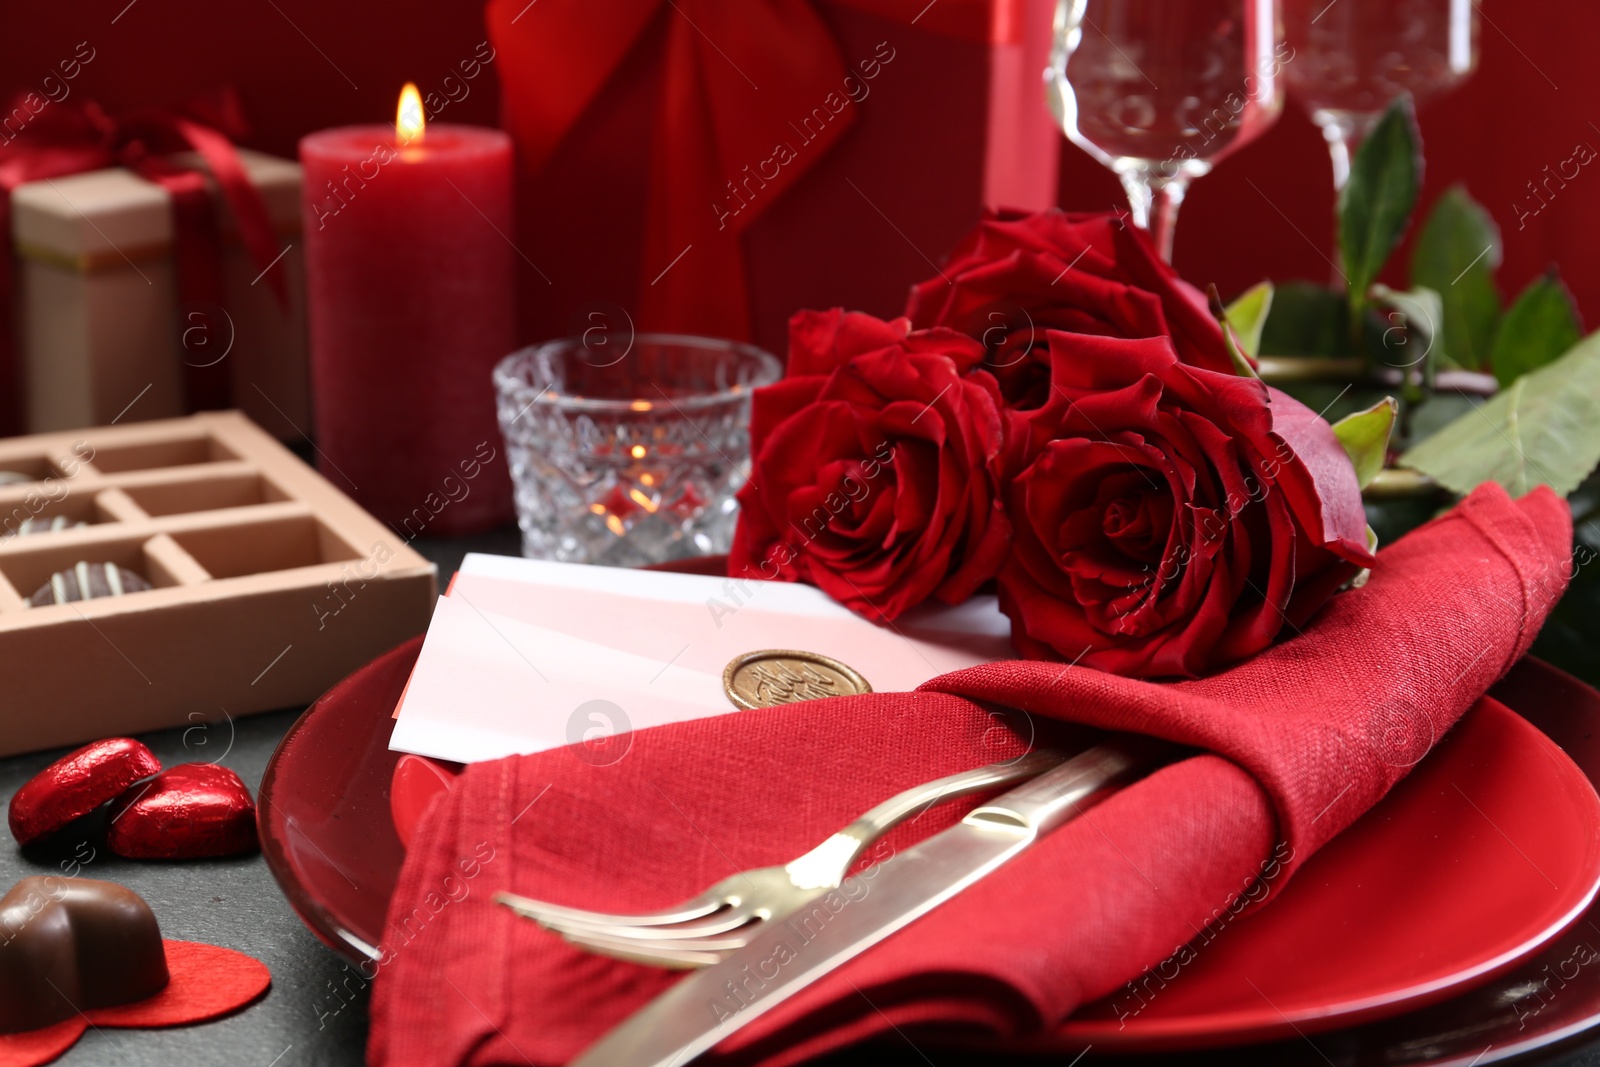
[722,649,872,710]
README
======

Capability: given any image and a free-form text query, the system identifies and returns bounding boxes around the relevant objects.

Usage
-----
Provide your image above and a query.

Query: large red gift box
[485,0,1061,357]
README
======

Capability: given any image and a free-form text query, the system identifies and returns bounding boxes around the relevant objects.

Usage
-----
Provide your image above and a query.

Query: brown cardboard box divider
[0,411,437,756]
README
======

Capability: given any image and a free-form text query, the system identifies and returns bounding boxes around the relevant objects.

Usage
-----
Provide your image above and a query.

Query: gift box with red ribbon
[485,0,1062,354]
[0,91,308,439]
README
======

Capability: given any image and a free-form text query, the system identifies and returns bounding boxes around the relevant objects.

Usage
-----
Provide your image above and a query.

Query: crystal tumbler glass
[494,334,781,566]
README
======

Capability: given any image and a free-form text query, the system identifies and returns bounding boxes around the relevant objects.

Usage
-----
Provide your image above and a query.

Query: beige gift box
[11,148,310,438]
[0,411,437,756]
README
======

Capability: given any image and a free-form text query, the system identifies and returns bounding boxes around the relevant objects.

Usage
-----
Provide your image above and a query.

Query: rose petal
[1264,386,1375,565]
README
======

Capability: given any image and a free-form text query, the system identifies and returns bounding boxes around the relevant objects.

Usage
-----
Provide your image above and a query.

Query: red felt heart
[8,739,161,847]
[106,764,258,860]
[0,940,271,1067]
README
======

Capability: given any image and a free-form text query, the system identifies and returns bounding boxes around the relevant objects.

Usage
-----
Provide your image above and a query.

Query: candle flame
[396,83,425,144]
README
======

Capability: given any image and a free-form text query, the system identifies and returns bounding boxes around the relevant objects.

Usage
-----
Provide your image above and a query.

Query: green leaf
[1208,283,1260,379]
[1369,284,1443,380]
[1406,390,1476,443]
[1259,281,1348,357]
[1340,96,1422,323]
[1399,329,1600,497]
[1490,271,1583,386]
[1345,525,1381,590]
[1410,186,1502,371]
[1225,282,1274,360]
[1332,397,1398,489]
[1223,324,1259,379]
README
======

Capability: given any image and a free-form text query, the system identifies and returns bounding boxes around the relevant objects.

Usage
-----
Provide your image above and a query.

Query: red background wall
[3,0,1591,328]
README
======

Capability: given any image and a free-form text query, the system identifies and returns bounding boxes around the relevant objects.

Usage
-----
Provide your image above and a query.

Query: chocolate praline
[28,561,152,607]
[0,876,169,1033]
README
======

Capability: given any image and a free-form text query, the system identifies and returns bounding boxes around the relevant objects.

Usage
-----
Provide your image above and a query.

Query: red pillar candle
[300,85,515,537]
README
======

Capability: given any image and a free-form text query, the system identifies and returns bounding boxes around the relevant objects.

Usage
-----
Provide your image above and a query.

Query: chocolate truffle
[0,876,169,1033]
[27,562,152,606]
[10,516,87,537]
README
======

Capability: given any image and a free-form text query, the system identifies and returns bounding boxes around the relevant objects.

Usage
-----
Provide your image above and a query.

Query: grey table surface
[3,525,1599,1067]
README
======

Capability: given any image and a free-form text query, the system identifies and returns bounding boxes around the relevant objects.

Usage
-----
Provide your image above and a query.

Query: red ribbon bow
[0,88,285,432]
[485,0,1007,341]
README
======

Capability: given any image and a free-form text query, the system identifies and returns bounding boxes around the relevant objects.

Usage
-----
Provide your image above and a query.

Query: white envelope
[389,555,1015,764]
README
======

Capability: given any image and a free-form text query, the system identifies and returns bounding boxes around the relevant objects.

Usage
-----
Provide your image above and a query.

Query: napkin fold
[369,483,1573,1067]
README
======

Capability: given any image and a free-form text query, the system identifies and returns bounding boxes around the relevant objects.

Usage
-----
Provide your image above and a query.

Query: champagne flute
[1284,0,1478,188]
[1047,0,1286,262]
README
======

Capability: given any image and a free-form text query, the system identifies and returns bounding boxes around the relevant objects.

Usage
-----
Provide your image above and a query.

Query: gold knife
[569,733,1174,1067]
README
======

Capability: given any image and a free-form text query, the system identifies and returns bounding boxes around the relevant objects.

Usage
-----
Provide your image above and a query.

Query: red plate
[1054,692,1600,1049]
[258,644,1600,1062]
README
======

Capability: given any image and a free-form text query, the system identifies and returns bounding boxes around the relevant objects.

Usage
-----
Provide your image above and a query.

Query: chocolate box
[10,149,310,439]
[0,411,436,756]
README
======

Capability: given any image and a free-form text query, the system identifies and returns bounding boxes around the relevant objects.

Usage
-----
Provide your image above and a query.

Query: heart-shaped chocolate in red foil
[8,739,161,847]
[107,764,258,860]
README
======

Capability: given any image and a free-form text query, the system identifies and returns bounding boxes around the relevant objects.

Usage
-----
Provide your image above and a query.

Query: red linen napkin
[369,484,1572,1067]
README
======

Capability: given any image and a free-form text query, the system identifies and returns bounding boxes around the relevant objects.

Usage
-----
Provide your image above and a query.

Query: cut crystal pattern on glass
[494,335,781,566]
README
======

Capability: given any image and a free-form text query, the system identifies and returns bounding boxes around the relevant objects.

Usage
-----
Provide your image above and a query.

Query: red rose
[997,330,1374,678]
[906,209,1232,409]
[730,309,1010,622]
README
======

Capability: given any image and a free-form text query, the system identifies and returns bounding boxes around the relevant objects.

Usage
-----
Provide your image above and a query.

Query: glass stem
[1324,124,1355,191]
[1317,111,1381,191]
[1119,169,1189,263]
